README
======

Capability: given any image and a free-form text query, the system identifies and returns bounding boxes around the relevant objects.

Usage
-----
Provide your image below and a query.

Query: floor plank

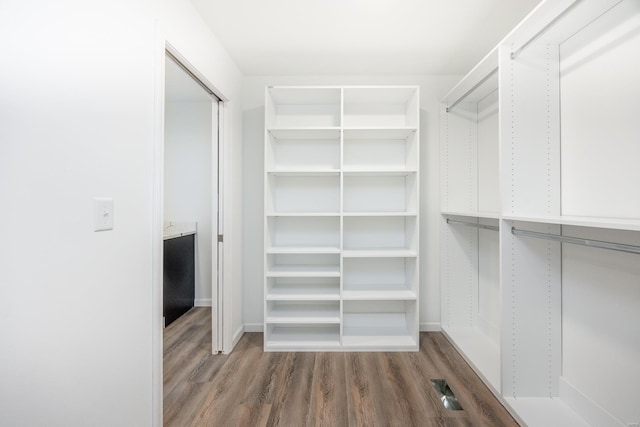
[163,308,519,426]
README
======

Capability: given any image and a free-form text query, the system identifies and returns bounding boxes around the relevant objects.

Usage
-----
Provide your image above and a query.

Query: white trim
[194,299,212,307]
[151,20,165,427]
[420,322,441,332]
[244,323,264,333]
[559,377,626,427]
[229,325,245,353]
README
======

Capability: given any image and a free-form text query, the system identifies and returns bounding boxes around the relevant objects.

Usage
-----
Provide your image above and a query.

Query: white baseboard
[244,323,264,332]
[420,322,441,332]
[559,377,626,427]
[194,298,212,307]
[230,325,244,351]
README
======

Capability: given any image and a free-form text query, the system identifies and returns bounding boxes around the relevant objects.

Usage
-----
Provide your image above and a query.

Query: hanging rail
[445,68,497,113]
[510,0,581,60]
[446,218,499,232]
[511,228,640,255]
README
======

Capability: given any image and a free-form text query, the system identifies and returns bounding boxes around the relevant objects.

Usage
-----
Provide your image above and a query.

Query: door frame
[152,36,231,426]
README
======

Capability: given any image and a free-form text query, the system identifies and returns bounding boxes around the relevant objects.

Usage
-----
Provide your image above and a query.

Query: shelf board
[441,210,501,220]
[266,323,340,351]
[343,211,417,217]
[503,397,591,427]
[266,212,340,217]
[502,214,640,232]
[343,127,417,139]
[266,169,340,176]
[265,340,341,351]
[342,327,417,350]
[266,315,340,324]
[266,265,340,278]
[342,290,416,300]
[441,326,500,392]
[267,87,341,105]
[266,246,340,255]
[267,128,340,140]
[342,169,417,176]
[342,249,417,258]
[267,292,340,301]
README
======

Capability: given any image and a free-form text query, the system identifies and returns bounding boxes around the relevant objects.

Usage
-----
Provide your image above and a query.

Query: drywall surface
[0,0,156,425]
[242,75,459,332]
[0,0,245,424]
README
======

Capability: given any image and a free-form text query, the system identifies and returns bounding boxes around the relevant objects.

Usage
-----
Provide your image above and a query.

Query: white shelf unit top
[264,85,420,352]
[266,86,341,128]
[343,86,419,128]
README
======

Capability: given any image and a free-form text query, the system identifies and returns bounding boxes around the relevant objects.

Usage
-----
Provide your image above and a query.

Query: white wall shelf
[264,85,419,351]
[440,1,640,426]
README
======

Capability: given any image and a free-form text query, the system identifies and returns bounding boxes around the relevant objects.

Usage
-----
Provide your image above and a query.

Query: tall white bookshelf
[440,1,640,426]
[264,86,420,352]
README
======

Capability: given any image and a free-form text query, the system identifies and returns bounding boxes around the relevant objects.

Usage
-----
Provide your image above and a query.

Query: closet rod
[445,68,497,113]
[511,228,640,255]
[446,218,499,232]
[510,0,581,60]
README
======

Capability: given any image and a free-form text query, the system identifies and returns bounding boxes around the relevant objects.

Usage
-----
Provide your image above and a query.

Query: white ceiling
[191,0,542,76]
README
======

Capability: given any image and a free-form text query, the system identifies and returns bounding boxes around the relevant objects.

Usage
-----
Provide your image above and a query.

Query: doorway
[163,50,223,353]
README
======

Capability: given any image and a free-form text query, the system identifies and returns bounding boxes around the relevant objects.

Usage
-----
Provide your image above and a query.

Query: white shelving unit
[264,85,419,352]
[440,1,640,426]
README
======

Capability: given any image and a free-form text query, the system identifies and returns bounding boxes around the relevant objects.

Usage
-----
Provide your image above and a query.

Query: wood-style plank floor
[164,308,519,427]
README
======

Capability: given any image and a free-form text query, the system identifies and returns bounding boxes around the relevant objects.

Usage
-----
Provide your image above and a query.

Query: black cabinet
[163,234,195,326]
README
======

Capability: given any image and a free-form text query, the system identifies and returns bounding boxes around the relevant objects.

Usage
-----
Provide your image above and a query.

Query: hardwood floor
[164,308,519,427]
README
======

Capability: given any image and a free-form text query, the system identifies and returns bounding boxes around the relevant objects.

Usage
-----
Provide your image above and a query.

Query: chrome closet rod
[510,0,581,60]
[511,228,640,255]
[445,68,497,113]
[446,218,499,232]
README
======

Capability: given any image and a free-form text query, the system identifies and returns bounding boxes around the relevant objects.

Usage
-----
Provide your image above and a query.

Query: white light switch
[94,197,114,231]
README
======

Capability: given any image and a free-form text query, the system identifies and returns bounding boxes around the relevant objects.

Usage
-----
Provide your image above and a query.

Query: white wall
[160,0,245,352]
[165,101,213,305]
[0,1,155,425]
[0,0,244,425]
[242,76,459,332]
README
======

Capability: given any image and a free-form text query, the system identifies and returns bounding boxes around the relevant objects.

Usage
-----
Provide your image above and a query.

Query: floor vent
[431,379,463,410]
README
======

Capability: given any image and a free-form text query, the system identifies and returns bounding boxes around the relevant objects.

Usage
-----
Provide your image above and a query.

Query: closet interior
[440,0,640,425]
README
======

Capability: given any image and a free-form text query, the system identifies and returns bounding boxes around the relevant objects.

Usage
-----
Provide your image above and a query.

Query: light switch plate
[94,197,114,231]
